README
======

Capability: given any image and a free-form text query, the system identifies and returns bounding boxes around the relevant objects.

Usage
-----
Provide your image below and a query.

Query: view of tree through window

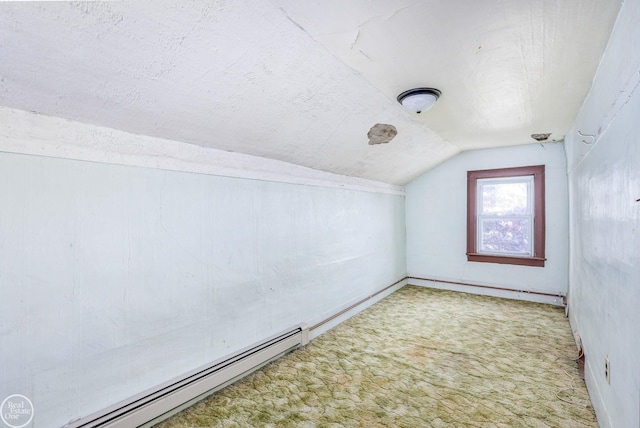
[481,182,528,214]
[478,180,532,254]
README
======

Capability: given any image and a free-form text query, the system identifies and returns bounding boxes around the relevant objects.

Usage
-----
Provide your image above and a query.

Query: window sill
[466,253,546,267]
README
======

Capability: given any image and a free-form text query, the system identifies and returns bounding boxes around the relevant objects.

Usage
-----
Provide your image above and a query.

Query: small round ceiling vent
[531,133,551,141]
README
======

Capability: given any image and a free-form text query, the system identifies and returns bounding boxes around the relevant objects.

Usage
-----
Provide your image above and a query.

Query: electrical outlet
[605,356,610,384]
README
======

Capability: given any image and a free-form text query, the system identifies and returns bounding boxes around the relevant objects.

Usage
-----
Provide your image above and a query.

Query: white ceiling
[0,0,621,184]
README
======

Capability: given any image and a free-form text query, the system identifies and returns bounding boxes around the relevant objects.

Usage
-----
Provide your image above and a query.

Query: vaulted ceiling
[0,0,621,184]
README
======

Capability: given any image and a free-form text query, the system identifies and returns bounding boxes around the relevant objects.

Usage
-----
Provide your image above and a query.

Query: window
[467,165,545,267]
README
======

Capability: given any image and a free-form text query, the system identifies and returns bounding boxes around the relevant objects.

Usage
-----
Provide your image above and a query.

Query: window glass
[479,218,531,254]
[480,181,529,215]
[477,176,533,257]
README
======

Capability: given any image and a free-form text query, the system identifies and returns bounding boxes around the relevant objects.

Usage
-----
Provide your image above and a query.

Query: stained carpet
[156,286,597,427]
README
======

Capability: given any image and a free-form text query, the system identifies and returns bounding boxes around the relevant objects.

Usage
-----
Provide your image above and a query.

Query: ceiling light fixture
[397,88,441,114]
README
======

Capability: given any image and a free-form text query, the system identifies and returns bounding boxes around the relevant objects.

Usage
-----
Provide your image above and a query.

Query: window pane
[479,218,531,254]
[481,182,528,215]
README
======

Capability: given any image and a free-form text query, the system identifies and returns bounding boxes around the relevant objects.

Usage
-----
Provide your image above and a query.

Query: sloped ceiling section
[276,0,621,151]
[0,0,620,184]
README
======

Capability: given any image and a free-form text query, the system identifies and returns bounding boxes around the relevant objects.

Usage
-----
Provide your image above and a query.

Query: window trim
[466,165,546,267]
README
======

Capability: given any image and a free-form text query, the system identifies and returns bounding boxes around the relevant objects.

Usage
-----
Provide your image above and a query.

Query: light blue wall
[406,143,569,297]
[565,1,640,426]
[0,152,406,427]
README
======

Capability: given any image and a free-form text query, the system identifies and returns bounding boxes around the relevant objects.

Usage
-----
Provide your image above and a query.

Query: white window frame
[476,175,534,257]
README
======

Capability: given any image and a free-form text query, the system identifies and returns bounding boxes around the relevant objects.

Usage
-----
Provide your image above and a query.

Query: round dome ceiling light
[397,88,441,114]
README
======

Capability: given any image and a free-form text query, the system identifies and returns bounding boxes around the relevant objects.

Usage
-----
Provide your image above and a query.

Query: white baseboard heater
[65,325,309,428]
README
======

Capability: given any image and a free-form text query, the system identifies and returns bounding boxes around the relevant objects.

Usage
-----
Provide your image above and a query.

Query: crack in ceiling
[0,0,623,184]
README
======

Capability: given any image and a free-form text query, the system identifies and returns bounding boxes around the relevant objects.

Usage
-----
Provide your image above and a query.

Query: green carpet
[156,286,597,427]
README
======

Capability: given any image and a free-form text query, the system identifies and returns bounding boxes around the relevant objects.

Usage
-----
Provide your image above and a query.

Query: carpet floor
[155,286,597,427]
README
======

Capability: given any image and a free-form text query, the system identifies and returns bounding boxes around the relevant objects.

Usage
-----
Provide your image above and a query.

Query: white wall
[0,117,406,427]
[565,1,640,427]
[406,143,569,299]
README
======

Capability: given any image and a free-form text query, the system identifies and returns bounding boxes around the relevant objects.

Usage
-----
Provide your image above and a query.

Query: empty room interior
[1,1,638,427]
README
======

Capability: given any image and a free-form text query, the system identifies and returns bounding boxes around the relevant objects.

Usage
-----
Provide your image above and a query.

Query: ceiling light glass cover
[397,88,441,113]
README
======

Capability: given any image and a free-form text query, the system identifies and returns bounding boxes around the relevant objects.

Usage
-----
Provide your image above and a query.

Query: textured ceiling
[0,0,621,184]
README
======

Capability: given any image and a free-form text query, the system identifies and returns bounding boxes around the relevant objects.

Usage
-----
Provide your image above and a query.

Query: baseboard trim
[584,355,613,428]
[308,277,407,339]
[568,309,612,428]
[407,276,565,306]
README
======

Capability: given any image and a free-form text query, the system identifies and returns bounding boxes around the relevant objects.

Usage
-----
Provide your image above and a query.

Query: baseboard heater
[65,325,309,428]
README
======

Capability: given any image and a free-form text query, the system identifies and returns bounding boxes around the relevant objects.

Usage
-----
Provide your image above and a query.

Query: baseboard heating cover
[64,325,309,428]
